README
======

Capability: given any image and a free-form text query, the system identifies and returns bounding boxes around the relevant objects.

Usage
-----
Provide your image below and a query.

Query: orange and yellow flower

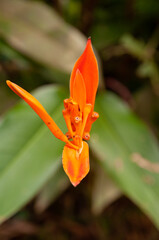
[7,38,99,186]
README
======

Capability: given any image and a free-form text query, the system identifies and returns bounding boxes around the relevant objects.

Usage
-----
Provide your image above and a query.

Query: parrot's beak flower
[6,38,99,187]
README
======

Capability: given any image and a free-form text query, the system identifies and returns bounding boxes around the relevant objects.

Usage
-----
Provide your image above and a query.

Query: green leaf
[2,87,159,226]
[90,92,159,229]
[0,85,69,222]
[35,167,69,213]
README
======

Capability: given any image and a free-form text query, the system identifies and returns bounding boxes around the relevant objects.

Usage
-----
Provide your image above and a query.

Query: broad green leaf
[90,92,159,229]
[35,167,69,213]
[2,86,159,227]
[0,85,69,222]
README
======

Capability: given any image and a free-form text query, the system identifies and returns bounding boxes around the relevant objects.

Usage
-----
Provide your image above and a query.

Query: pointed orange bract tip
[70,38,98,107]
[62,141,89,187]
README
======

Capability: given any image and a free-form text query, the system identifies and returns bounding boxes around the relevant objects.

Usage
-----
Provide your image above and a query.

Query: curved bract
[62,141,89,187]
[7,38,99,186]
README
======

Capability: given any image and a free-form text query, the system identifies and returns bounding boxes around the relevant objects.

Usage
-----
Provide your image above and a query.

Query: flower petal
[6,80,78,149]
[70,38,98,106]
[72,69,86,112]
[62,141,89,186]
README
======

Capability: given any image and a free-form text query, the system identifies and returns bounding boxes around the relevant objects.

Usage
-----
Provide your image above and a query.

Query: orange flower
[6,38,99,186]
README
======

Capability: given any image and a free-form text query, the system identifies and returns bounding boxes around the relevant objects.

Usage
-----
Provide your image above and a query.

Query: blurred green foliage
[0,0,159,238]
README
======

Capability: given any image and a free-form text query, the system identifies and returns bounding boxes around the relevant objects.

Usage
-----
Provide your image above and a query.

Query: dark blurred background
[0,0,159,239]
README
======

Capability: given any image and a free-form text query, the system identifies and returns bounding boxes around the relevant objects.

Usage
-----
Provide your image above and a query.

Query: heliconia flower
[6,38,99,187]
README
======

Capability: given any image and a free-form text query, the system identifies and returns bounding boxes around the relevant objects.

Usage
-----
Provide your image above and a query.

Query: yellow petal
[62,141,89,186]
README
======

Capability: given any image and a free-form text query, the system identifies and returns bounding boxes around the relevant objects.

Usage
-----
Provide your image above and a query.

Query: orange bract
[62,141,89,186]
[7,38,99,186]
[6,80,77,150]
[72,69,86,112]
[70,38,98,107]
